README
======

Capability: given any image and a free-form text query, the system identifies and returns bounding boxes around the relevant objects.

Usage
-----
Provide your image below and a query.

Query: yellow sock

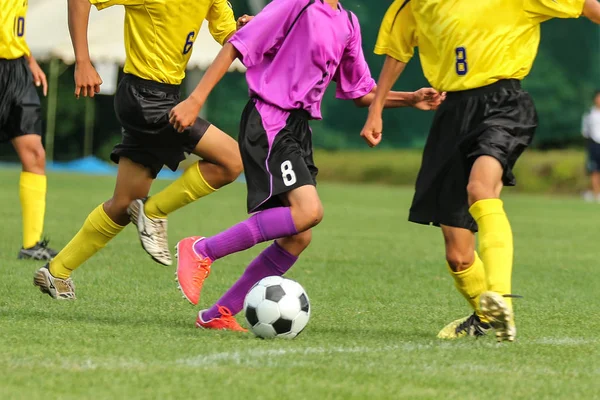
[469,199,513,310]
[448,252,488,321]
[144,162,216,219]
[49,204,125,279]
[20,172,47,249]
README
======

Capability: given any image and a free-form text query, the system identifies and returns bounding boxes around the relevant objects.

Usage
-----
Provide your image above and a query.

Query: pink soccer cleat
[175,237,212,305]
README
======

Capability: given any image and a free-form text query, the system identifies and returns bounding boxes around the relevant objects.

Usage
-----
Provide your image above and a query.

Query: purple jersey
[228,0,375,120]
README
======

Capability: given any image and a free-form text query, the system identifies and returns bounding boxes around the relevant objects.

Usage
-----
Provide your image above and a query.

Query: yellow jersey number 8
[455,47,467,76]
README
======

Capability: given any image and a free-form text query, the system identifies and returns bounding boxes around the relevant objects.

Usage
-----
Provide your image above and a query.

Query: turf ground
[0,169,599,400]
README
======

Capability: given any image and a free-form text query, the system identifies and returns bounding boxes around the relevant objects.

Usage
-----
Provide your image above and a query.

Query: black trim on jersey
[391,0,411,30]
[286,0,316,37]
[346,10,354,28]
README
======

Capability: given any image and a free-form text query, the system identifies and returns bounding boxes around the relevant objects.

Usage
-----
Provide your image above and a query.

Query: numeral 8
[281,160,297,187]
[455,47,468,76]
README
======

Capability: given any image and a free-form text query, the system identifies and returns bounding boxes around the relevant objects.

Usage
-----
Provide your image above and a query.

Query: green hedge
[313,149,589,195]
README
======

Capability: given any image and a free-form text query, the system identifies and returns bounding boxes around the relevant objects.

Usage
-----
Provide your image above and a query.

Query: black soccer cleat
[18,238,58,261]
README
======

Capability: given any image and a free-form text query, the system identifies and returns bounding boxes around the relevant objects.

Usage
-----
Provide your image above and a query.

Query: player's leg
[12,133,57,260]
[197,230,311,331]
[129,122,242,265]
[592,171,600,200]
[33,157,153,299]
[5,68,56,260]
[407,96,493,339]
[587,142,600,201]
[467,155,517,341]
[437,225,491,339]
[195,185,322,259]
[145,123,242,216]
[176,101,320,305]
[177,184,322,305]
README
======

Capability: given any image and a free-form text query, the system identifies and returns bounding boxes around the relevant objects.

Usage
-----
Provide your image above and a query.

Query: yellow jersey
[91,0,237,84]
[375,0,585,92]
[0,0,30,59]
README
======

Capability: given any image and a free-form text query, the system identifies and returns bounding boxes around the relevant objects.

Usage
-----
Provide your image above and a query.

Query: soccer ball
[244,276,310,339]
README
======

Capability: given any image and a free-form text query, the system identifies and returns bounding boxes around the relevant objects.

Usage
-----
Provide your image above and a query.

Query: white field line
[3,338,599,371]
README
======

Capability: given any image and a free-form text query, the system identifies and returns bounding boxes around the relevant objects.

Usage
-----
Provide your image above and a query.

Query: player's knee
[304,202,324,229]
[104,197,131,223]
[294,202,324,231]
[467,180,495,204]
[21,144,46,174]
[446,249,474,272]
[223,156,243,183]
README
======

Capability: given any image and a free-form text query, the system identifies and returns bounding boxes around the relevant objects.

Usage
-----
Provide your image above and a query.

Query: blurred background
[2,0,599,195]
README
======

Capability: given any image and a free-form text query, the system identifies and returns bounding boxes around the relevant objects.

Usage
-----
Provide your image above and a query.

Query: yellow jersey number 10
[14,16,25,38]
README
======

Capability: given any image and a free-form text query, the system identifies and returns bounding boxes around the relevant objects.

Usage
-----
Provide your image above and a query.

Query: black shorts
[0,57,42,143]
[239,99,318,213]
[587,141,600,173]
[409,79,538,232]
[111,74,211,178]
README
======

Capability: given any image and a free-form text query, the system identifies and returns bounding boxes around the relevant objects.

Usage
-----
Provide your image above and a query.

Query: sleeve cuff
[228,38,253,67]
[374,45,413,64]
[336,79,376,100]
[89,0,110,10]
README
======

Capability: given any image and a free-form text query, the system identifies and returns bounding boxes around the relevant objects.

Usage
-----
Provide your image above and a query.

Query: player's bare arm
[360,56,407,148]
[354,87,443,110]
[25,54,48,96]
[583,0,600,23]
[169,42,239,132]
[68,0,102,98]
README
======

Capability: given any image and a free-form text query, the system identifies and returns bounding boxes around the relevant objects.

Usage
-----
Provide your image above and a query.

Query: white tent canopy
[26,0,245,72]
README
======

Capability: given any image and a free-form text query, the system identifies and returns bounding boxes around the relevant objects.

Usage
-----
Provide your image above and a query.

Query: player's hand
[411,88,445,111]
[27,56,48,97]
[360,112,383,148]
[237,15,253,29]
[169,97,201,133]
[74,61,103,99]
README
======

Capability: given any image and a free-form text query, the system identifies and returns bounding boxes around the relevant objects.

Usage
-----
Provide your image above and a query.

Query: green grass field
[1,169,599,400]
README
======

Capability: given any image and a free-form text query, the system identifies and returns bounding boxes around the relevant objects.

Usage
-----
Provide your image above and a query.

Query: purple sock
[202,241,298,320]
[194,207,297,261]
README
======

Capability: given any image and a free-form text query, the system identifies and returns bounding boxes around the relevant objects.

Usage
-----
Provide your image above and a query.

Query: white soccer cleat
[480,291,516,342]
[128,198,172,266]
[33,265,76,300]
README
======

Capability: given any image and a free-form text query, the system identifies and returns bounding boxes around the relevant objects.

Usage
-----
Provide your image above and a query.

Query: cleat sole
[480,291,516,343]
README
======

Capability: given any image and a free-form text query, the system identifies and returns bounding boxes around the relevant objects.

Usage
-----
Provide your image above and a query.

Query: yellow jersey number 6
[455,47,467,76]
[183,31,195,55]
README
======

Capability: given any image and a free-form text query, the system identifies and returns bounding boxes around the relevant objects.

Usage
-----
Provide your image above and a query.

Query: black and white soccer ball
[244,276,310,339]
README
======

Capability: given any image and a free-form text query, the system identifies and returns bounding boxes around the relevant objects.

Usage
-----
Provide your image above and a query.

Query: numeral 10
[14,16,25,37]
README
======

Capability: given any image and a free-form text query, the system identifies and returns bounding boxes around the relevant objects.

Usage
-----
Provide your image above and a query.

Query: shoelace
[192,258,211,286]
[215,305,239,326]
[455,313,487,336]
